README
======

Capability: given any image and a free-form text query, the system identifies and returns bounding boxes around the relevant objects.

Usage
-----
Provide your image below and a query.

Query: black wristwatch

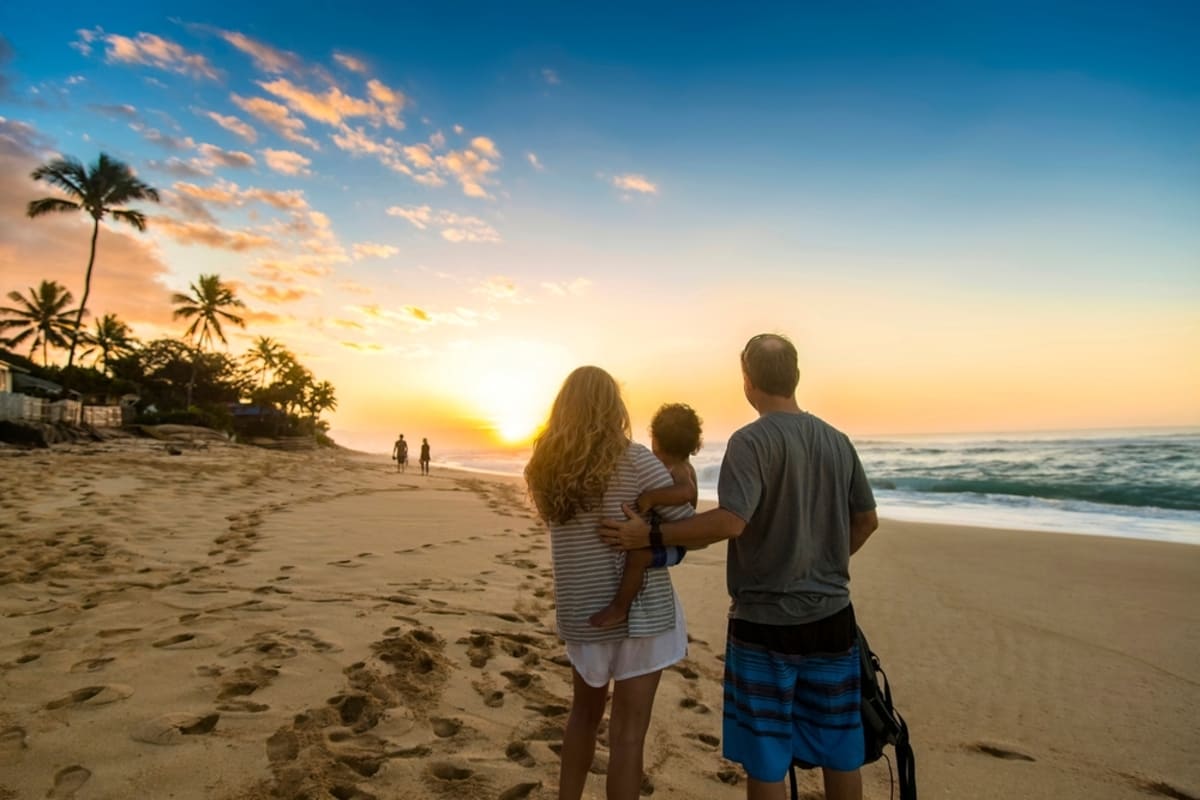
[649,513,664,549]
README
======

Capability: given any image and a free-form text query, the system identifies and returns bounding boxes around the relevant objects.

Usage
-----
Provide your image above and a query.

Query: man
[600,333,878,800]
[392,434,408,472]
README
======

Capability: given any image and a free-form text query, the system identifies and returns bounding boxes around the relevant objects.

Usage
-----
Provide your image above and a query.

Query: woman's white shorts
[566,595,687,688]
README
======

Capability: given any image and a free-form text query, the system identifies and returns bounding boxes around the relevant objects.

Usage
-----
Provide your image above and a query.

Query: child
[589,403,702,628]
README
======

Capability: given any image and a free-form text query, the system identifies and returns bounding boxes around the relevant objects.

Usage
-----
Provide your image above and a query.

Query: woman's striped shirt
[548,442,695,644]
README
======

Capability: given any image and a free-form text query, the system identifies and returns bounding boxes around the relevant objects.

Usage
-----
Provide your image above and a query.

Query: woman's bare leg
[559,668,608,800]
[606,668,663,799]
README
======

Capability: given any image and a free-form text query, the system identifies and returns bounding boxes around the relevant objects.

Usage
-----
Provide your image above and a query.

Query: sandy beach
[1,442,1197,800]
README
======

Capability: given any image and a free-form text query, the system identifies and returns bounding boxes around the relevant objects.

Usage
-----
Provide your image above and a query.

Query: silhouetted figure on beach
[392,434,408,472]
[419,438,431,475]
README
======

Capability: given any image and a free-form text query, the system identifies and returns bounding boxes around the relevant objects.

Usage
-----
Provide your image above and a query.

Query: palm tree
[306,380,338,420]
[171,274,246,406]
[246,336,285,387]
[81,313,138,374]
[0,280,79,366]
[27,153,160,368]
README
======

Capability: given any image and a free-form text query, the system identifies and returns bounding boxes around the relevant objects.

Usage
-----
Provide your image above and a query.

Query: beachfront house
[0,359,15,394]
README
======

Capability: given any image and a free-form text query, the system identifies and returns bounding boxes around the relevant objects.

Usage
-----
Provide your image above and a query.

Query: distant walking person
[601,333,878,800]
[392,434,408,472]
[419,438,431,475]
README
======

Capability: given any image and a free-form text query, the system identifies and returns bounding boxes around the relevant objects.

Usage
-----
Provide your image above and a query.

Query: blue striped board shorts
[722,607,864,781]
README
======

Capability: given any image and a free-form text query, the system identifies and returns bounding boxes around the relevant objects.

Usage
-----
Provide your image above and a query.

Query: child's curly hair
[650,403,703,459]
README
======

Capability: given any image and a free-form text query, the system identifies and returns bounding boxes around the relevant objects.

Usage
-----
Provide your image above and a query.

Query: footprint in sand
[69,657,114,673]
[45,685,133,710]
[46,765,91,799]
[499,782,542,800]
[970,742,1036,762]
[430,717,462,738]
[152,632,221,649]
[506,740,536,767]
[1,726,27,752]
[131,712,220,745]
[679,697,711,714]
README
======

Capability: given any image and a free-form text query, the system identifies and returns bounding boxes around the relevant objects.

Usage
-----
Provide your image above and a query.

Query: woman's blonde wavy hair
[524,366,631,525]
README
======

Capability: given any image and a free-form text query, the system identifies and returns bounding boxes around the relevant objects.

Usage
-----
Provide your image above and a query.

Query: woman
[525,366,694,800]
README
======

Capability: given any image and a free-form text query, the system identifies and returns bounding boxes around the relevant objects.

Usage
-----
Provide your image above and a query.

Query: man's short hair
[741,333,799,397]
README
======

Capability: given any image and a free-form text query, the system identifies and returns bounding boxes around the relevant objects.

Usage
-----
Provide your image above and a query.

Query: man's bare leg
[822,767,862,800]
[745,777,785,800]
[589,548,653,628]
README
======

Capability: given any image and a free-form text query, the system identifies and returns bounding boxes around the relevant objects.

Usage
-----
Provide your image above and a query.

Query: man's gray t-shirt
[717,411,876,626]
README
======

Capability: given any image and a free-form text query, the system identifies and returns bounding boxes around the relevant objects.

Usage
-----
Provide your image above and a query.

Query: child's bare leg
[589,549,653,628]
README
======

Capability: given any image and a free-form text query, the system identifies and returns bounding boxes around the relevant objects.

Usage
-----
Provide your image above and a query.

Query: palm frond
[27,197,82,218]
[110,209,148,231]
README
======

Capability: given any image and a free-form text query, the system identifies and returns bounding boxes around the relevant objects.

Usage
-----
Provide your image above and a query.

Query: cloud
[0,118,176,331]
[197,143,255,169]
[152,218,274,251]
[336,281,373,296]
[98,31,220,80]
[438,147,500,198]
[145,157,212,179]
[174,179,308,212]
[541,68,560,85]
[163,189,218,224]
[342,341,385,352]
[526,152,544,171]
[249,258,332,282]
[352,242,399,260]
[541,278,593,297]
[429,131,445,149]
[387,205,433,230]
[473,276,529,303]
[218,30,304,74]
[248,284,315,304]
[612,173,658,195]
[205,111,257,144]
[329,317,365,329]
[333,52,368,74]
[261,148,312,176]
[131,122,196,151]
[386,205,501,243]
[231,94,319,149]
[259,77,399,128]
[242,308,289,326]
[470,136,500,159]
[89,103,139,119]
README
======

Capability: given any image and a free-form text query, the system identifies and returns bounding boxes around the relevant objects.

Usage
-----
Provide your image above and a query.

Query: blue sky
[1,1,1197,449]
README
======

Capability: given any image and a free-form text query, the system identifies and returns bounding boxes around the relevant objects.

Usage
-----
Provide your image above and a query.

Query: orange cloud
[249,284,315,304]
[231,94,318,149]
[152,218,274,251]
[198,143,255,168]
[259,77,378,126]
[205,111,257,143]
[612,173,658,195]
[219,30,304,74]
[352,242,399,260]
[261,148,311,176]
[99,31,220,80]
[385,205,500,243]
[333,52,368,74]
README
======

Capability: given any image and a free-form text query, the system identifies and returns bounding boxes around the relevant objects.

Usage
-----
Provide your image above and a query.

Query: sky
[1,1,1197,453]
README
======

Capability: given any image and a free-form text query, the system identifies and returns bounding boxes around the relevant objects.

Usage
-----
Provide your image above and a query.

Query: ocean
[436,428,1200,546]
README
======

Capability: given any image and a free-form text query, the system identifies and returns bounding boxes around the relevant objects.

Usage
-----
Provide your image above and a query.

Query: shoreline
[1,443,1197,799]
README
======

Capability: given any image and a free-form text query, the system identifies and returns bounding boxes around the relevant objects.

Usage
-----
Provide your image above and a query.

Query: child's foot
[588,604,629,628]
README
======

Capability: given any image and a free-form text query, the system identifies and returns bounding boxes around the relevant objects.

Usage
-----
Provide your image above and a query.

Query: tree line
[0,152,337,442]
